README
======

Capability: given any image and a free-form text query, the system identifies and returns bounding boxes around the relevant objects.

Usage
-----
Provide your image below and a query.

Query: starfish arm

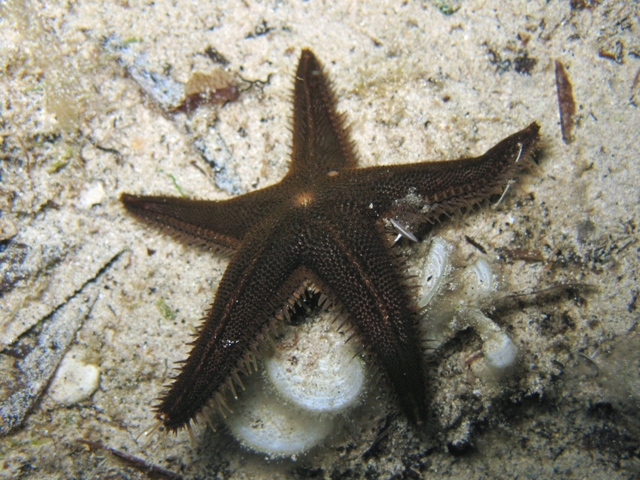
[120,184,290,249]
[332,122,540,219]
[154,218,306,430]
[289,49,357,180]
[303,212,428,423]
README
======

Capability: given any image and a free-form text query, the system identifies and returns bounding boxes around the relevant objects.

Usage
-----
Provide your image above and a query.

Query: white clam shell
[226,379,334,458]
[418,237,452,308]
[265,315,365,413]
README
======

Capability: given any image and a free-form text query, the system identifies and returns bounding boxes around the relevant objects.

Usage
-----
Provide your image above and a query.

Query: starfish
[121,49,540,432]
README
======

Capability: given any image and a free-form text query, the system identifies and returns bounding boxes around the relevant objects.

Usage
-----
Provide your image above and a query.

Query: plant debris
[172,70,240,113]
[78,439,183,480]
[203,46,230,66]
[554,60,576,144]
[513,52,537,75]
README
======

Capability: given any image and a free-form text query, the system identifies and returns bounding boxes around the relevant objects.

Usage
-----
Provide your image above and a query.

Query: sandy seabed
[1,1,639,478]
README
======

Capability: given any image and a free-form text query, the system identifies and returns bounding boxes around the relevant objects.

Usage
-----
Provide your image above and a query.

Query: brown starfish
[121,49,540,432]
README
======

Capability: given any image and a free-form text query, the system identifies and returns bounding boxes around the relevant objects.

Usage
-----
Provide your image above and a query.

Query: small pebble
[0,217,18,241]
[76,182,106,209]
[49,355,100,405]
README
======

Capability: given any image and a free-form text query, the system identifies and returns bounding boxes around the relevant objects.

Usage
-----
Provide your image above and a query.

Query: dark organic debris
[203,46,230,66]
[172,70,240,113]
[513,53,537,75]
[491,283,596,316]
[537,310,577,338]
[495,246,545,263]
[554,60,576,144]
[598,40,624,64]
[78,439,183,480]
[246,20,274,39]
[464,235,487,254]
[238,72,273,94]
[484,44,538,76]
[570,0,600,10]
[485,44,511,73]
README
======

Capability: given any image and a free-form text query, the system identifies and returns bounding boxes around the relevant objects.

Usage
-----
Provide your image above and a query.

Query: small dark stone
[447,438,473,456]
[514,53,537,75]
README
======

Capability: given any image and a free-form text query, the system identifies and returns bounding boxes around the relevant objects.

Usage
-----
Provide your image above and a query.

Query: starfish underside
[121,49,540,431]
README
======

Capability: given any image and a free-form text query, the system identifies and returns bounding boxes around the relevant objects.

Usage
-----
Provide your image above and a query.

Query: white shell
[225,379,334,458]
[418,237,452,308]
[49,355,100,405]
[483,332,519,370]
[465,308,518,371]
[471,257,495,295]
[265,315,365,413]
